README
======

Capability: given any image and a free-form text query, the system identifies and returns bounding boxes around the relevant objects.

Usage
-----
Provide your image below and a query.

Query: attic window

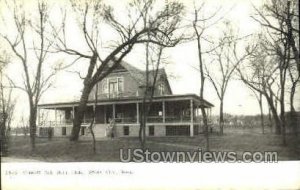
[158,84,165,95]
[118,78,124,92]
[106,77,124,98]
[102,79,108,93]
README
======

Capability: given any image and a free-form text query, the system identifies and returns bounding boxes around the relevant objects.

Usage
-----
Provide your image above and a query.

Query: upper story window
[102,77,124,98]
[102,81,108,94]
[117,78,124,92]
[158,83,165,95]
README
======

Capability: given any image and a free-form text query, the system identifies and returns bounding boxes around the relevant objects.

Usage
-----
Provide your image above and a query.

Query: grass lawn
[2,130,300,162]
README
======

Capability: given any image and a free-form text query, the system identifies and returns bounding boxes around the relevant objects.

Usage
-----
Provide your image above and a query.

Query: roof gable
[104,60,172,94]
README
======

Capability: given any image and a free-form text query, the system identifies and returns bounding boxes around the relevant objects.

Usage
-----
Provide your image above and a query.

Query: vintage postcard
[1,0,300,189]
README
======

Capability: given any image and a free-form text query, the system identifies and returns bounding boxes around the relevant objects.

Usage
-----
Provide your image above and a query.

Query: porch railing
[38,121,72,127]
[40,115,201,127]
[165,116,193,123]
[115,117,137,123]
[92,92,137,99]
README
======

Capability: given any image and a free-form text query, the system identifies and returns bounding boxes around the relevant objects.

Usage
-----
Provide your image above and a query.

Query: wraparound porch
[38,94,213,137]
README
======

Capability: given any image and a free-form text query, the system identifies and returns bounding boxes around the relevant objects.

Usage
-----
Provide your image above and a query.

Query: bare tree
[0,1,61,150]
[287,60,300,135]
[248,87,265,134]
[87,80,98,153]
[238,32,291,145]
[139,44,165,149]
[252,0,299,140]
[205,23,253,135]
[191,3,223,151]
[53,0,184,141]
[239,0,300,145]
[253,0,299,75]
[134,0,185,149]
[189,0,236,150]
[288,61,300,112]
[0,52,15,156]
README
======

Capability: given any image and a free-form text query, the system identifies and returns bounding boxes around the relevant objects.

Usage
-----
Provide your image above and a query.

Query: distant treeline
[9,127,30,136]
[197,111,300,129]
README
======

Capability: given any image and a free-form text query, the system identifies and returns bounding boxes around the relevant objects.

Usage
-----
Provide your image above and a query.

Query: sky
[1,0,299,126]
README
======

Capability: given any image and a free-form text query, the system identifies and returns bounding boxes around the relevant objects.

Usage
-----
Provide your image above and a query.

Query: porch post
[206,107,209,117]
[113,104,116,119]
[93,104,96,123]
[136,102,139,124]
[162,101,165,123]
[37,108,40,126]
[54,108,57,127]
[209,108,212,123]
[104,105,107,124]
[83,108,85,123]
[190,99,194,137]
[72,106,75,119]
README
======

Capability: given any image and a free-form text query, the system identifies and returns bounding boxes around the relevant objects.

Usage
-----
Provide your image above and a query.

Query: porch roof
[38,94,213,109]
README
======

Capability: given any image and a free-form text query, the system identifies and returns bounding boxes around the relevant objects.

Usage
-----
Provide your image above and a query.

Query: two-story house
[37,61,213,138]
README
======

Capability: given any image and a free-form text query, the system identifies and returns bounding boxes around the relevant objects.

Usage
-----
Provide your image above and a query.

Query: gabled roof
[119,61,145,85]
[119,61,172,94]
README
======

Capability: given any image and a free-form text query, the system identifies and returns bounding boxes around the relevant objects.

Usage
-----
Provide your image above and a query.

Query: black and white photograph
[1,0,300,189]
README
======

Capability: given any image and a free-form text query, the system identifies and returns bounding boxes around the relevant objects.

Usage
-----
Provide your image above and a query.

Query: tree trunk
[290,82,298,136]
[280,85,286,146]
[88,116,96,153]
[88,106,97,153]
[29,104,37,151]
[196,34,209,151]
[280,107,286,145]
[0,86,9,156]
[219,100,224,135]
[290,81,296,113]
[89,84,99,153]
[201,107,209,151]
[139,102,147,150]
[259,93,264,134]
[139,118,146,149]
[70,84,93,141]
[268,106,273,133]
[1,115,8,156]
[265,95,281,134]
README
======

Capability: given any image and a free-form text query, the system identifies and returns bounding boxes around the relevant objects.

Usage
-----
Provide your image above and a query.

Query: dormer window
[158,84,165,95]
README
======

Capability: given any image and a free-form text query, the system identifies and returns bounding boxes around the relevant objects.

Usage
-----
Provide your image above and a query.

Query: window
[102,79,108,94]
[109,79,118,97]
[81,127,85,135]
[62,127,66,135]
[108,77,124,98]
[158,84,165,95]
[158,111,163,116]
[118,78,124,92]
[123,126,129,136]
[149,126,154,136]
